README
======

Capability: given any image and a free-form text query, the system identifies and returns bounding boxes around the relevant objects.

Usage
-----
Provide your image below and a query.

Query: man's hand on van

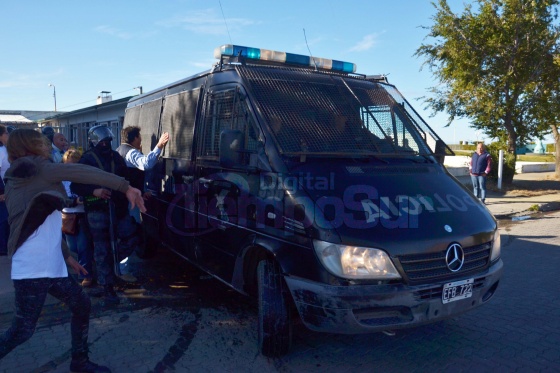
[157,132,170,149]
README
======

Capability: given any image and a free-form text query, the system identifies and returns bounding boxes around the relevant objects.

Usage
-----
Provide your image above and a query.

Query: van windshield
[237,66,443,157]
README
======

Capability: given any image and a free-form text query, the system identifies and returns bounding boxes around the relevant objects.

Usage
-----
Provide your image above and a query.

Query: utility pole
[48,83,57,111]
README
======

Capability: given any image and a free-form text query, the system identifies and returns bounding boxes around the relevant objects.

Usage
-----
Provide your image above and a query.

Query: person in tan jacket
[0,129,145,373]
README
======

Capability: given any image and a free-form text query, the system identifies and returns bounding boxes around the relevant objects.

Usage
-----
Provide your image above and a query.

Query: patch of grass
[450,151,555,162]
[517,154,556,162]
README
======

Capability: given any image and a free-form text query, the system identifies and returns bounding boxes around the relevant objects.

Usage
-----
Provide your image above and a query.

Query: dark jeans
[87,211,140,286]
[0,276,91,359]
[66,214,93,279]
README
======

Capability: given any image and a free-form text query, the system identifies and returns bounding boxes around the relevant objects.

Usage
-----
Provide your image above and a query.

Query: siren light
[214,44,357,73]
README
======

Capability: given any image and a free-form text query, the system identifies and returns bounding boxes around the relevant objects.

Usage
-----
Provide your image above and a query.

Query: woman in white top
[0,129,145,372]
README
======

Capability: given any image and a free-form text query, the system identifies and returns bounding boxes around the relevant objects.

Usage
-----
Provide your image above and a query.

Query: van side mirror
[434,139,446,164]
[220,129,245,168]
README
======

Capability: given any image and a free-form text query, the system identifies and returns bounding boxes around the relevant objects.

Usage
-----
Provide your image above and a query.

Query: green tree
[416,0,560,182]
[536,55,560,177]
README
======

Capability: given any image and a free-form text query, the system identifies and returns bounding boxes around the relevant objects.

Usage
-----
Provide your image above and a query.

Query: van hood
[283,160,496,256]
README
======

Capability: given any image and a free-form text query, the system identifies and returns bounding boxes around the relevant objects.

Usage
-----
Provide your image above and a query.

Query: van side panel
[130,80,204,259]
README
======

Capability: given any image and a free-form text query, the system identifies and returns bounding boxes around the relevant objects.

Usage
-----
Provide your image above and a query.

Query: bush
[486,142,516,184]
[460,144,476,151]
[546,143,556,153]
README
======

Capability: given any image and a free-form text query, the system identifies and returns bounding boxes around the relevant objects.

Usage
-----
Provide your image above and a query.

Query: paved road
[1,211,559,372]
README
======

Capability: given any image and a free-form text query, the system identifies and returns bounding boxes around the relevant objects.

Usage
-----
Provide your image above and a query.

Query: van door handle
[199,177,213,185]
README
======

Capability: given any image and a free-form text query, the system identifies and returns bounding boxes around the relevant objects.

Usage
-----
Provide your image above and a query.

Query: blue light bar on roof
[214,44,357,73]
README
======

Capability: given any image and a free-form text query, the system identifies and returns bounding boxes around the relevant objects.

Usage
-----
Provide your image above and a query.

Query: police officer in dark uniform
[71,125,140,305]
[41,126,55,143]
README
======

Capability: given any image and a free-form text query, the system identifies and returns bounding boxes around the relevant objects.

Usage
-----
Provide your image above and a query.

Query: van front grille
[396,241,492,283]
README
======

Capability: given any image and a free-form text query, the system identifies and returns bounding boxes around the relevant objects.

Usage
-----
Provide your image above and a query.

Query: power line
[57,87,138,111]
[218,0,233,45]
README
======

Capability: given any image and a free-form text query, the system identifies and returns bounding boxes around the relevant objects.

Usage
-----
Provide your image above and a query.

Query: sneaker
[102,285,120,305]
[70,358,111,373]
[81,278,94,287]
[119,273,137,283]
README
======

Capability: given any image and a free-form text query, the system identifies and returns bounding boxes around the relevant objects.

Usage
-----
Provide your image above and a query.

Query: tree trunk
[552,124,560,178]
[503,113,517,184]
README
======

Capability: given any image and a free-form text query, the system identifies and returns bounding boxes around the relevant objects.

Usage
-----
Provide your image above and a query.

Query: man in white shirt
[116,126,169,263]
[117,126,169,221]
[116,126,169,195]
[51,133,69,163]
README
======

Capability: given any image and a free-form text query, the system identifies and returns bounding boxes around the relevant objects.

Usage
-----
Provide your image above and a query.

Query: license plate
[442,278,474,304]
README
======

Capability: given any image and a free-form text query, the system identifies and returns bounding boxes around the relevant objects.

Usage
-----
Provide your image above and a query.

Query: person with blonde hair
[0,129,145,372]
[63,147,82,163]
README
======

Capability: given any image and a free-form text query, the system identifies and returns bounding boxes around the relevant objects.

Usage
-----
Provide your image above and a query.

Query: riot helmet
[41,126,55,142]
[88,125,114,148]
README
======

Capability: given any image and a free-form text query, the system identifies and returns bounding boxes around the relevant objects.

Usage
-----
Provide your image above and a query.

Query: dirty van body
[126,45,503,356]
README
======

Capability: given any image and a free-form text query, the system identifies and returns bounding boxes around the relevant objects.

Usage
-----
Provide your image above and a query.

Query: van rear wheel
[257,259,292,357]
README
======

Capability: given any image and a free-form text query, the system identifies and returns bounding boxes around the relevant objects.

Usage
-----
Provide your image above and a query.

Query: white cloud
[349,33,383,52]
[158,9,256,36]
[191,60,215,69]
[0,69,63,89]
[94,25,133,40]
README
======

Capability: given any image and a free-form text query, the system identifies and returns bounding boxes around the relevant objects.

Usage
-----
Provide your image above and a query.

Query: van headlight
[491,229,501,261]
[313,240,401,280]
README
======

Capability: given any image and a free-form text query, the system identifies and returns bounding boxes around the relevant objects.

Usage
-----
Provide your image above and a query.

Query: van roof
[129,45,391,107]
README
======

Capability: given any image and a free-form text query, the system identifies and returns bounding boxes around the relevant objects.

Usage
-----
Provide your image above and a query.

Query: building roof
[41,96,133,120]
[0,114,33,123]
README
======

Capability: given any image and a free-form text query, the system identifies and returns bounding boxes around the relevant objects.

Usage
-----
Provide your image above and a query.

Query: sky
[1,0,493,144]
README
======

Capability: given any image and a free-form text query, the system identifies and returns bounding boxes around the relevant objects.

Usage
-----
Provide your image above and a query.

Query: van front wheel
[257,259,292,357]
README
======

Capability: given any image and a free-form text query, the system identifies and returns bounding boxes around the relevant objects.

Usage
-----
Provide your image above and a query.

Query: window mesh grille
[198,89,259,162]
[124,99,162,153]
[236,65,435,156]
[137,99,163,154]
[161,89,199,159]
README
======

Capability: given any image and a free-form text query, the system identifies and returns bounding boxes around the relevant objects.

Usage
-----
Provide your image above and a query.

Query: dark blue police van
[124,45,503,357]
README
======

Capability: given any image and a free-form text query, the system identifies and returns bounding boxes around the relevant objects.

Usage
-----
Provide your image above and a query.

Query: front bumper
[284,259,503,334]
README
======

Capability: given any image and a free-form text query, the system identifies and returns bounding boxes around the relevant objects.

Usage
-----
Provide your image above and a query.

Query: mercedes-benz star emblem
[445,243,465,272]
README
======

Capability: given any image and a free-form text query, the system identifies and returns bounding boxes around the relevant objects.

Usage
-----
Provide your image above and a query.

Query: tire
[257,259,292,357]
